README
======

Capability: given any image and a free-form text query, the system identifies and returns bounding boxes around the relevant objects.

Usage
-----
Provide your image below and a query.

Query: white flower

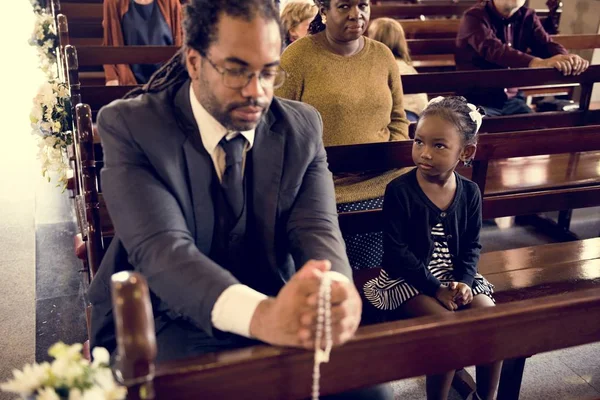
[37,82,57,107]
[37,387,61,400]
[0,362,50,395]
[92,347,110,368]
[427,96,445,106]
[30,12,58,77]
[82,387,106,400]
[56,84,69,99]
[40,121,53,133]
[50,358,85,387]
[69,388,83,400]
[93,369,128,400]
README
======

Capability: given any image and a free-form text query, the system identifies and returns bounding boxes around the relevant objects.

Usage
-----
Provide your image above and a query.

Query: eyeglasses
[201,53,287,90]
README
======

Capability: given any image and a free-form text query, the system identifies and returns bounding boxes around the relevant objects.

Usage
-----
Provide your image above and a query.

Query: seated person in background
[90,0,391,398]
[276,0,410,271]
[455,0,589,116]
[364,97,501,400]
[280,1,318,48]
[369,17,428,122]
[103,0,183,85]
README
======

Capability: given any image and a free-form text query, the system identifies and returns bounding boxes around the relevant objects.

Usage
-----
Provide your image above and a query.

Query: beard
[196,69,270,132]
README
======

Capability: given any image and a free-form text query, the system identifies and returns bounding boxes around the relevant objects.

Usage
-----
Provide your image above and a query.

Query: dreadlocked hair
[125,0,282,98]
[309,0,330,35]
[420,96,484,145]
[124,49,187,99]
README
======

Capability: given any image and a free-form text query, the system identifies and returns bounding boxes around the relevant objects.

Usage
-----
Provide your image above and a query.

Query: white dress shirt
[189,85,267,338]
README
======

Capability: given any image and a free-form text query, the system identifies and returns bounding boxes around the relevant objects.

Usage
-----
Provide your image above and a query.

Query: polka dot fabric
[337,197,384,270]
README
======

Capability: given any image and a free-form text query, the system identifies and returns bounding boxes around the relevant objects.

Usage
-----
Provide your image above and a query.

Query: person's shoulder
[281,35,319,60]
[386,168,417,195]
[98,90,164,121]
[104,0,128,8]
[159,0,181,7]
[270,97,322,137]
[463,1,488,19]
[520,6,539,21]
[457,174,481,197]
[365,36,396,60]
[96,89,183,143]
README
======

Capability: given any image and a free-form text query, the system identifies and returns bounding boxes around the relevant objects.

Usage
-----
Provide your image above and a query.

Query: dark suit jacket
[88,80,351,351]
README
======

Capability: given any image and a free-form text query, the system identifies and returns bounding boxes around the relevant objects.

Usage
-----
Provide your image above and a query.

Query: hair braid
[124,49,188,99]
[309,0,330,35]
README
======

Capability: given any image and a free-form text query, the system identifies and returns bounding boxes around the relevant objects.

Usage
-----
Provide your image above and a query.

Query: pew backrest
[110,271,600,400]
[77,65,600,116]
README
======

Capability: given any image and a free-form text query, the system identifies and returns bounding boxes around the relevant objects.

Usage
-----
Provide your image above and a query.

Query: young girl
[363,96,502,400]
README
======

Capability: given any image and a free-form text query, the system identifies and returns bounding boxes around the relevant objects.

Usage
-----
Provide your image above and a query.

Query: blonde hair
[368,18,412,64]
[280,1,318,43]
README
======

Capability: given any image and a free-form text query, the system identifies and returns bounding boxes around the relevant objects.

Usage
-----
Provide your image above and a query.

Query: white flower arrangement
[0,342,127,400]
[29,11,59,77]
[30,80,73,187]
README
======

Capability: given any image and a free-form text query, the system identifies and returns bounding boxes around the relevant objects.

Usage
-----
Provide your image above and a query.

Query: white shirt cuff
[211,284,268,338]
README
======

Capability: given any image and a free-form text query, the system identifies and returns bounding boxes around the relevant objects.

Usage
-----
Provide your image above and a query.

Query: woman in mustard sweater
[275,0,410,269]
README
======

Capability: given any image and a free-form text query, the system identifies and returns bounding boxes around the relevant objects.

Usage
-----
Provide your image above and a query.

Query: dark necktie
[220,134,246,218]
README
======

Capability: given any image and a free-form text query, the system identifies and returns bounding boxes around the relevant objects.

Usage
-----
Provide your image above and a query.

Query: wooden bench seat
[354,238,600,305]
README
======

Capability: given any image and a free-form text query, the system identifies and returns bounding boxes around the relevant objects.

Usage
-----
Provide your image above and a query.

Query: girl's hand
[435,284,458,311]
[451,282,473,306]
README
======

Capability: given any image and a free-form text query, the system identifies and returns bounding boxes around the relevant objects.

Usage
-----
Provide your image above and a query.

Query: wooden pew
[76,65,600,118]
[54,1,558,45]
[65,42,600,283]
[329,126,600,238]
[406,34,600,72]
[370,3,556,21]
[109,270,600,400]
[65,45,105,280]
[71,35,598,64]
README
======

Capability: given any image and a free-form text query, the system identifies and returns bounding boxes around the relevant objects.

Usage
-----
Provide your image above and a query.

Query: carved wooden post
[57,15,69,85]
[111,272,157,400]
[75,103,104,279]
[543,0,562,34]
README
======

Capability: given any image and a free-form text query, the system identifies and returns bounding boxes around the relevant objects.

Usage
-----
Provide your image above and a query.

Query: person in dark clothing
[364,97,502,400]
[455,0,589,116]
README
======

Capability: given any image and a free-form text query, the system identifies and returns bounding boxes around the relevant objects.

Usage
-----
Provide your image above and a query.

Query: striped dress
[364,223,494,310]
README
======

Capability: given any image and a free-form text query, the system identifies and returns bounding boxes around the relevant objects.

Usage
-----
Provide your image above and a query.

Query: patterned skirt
[364,264,495,311]
[337,197,384,270]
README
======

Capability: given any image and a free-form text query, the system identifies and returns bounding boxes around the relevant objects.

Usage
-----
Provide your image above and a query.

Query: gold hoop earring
[322,15,327,24]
